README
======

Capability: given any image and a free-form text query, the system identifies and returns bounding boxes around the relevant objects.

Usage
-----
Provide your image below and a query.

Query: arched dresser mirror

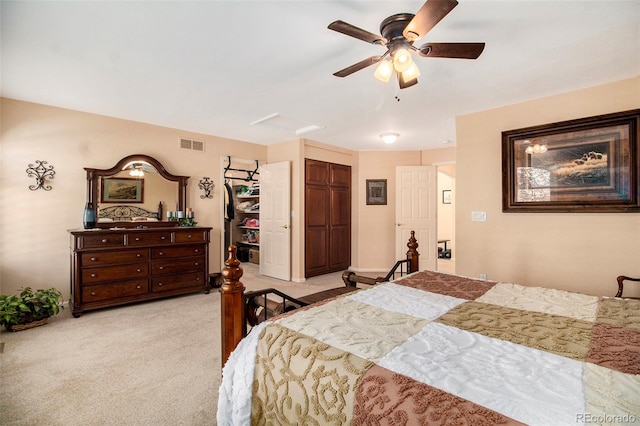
[85,154,189,227]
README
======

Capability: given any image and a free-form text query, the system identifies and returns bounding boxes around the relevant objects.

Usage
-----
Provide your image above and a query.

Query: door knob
[282,225,289,229]
[397,223,404,227]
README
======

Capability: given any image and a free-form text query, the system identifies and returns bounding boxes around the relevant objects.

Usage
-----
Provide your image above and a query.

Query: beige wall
[1,98,267,298]
[456,76,640,297]
[353,150,421,271]
[4,76,635,300]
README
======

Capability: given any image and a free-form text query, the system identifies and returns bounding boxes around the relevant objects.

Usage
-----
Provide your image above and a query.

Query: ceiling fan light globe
[393,48,413,72]
[401,63,420,81]
[374,60,393,83]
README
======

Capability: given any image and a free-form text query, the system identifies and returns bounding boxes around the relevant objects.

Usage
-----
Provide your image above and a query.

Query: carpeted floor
[0,263,348,425]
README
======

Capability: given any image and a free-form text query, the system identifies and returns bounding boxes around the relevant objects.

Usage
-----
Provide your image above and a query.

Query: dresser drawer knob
[158,252,164,256]
[161,236,166,240]
[196,277,200,281]
[135,237,141,241]
[136,269,142,273]
[90,273,97,278]
[187,235,192,239]
[90,257,97,261]
[91,291,96,296]
[159,266,164,270]
[194,249,199,253]
[101,239,107,243]
[194,262,199,266]
[158,283,163,286]
[136,285,142,289]
[136,253,142,258]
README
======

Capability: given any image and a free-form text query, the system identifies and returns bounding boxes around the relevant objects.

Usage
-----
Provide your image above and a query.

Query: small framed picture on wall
[442,190,452,204]
[366,179,387,205]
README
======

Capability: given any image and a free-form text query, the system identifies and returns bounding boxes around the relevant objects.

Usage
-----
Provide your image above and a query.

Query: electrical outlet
[480,274,487,280]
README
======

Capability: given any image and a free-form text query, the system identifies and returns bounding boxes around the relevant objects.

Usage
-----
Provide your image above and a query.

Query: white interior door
[260,161,291,280]
[395,166,437,271]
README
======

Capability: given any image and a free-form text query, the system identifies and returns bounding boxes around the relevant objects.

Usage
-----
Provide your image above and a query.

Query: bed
[217,250,640,425]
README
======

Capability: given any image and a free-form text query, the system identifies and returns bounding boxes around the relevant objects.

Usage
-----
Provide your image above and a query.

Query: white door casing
[395,166,437,271]
[260,161,291,280]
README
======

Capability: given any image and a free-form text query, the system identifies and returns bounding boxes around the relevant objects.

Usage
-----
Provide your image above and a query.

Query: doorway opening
[220,156,261,269]
[436,165,455,274]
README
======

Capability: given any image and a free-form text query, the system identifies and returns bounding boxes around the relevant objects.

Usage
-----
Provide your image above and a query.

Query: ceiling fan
[328,0,485,89]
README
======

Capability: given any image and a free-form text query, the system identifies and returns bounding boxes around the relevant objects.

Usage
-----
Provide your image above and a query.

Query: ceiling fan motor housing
[380,13,416,53]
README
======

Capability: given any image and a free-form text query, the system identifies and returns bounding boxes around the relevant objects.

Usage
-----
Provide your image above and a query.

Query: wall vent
[180,138,205,152]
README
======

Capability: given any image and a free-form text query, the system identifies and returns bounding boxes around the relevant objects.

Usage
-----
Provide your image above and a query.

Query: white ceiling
[1,1,639,151]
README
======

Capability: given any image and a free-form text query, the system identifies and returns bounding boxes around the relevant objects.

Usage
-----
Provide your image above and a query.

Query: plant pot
[6,317,49,332]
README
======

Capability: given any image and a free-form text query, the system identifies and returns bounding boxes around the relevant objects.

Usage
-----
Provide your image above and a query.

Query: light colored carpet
[0,263,348,425]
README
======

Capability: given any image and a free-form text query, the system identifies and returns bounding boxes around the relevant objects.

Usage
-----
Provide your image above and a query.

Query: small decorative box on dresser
[69,227,212,317]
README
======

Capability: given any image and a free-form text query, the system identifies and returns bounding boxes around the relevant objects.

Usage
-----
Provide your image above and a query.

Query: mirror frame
[85,154,189,225]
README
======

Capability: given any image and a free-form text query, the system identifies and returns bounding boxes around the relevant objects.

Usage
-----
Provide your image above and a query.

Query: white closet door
[260,161,291,280]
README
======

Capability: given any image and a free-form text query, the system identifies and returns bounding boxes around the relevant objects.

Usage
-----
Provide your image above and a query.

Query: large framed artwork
[502,109,640,212]
[366,179,387,205]
[101,177,144,203]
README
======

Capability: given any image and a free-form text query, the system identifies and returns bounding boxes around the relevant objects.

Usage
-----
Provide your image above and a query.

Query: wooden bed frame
[220,231,420,363]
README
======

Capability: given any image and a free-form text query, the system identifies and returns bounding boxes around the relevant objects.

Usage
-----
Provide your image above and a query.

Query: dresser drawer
[174,229,208,243]
[82,279,148,303]
[81,250,148,266]
[128,231,172,246]
[81,263,149,284]
[151,245,205,260]
[82,234,125,249]
[152,272,205,293]
[152,256,205,275]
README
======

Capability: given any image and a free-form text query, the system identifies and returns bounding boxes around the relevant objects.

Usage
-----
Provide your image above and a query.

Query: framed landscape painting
[101,177,144,203]
[502,109,640,212]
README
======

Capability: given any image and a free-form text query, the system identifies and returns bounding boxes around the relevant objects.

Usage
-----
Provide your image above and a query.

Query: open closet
[223,157,261,265]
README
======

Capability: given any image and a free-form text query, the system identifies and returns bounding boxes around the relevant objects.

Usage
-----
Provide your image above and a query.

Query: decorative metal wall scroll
[199,177,214,199]
[26,160,55,191]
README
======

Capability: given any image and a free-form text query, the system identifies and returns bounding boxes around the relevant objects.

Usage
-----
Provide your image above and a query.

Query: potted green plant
[0,287,63,331]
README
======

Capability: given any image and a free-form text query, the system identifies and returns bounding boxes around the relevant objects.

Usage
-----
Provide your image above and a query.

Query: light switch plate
[471,211,487,222]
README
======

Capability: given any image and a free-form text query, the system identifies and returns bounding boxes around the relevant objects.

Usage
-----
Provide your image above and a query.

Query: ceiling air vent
[180,138,205,152]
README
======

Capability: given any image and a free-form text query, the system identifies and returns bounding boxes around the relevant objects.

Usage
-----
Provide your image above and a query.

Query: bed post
[220,245,245,364]
[407,230,419,273]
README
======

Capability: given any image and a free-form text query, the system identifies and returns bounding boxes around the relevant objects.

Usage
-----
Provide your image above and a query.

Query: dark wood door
[305,159,351,278]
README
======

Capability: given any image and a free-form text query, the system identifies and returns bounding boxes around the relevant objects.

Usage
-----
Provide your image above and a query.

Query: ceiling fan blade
[328,20,387,45]
[333,56,382,78]
[398,72,418,89]
[418,42,485,59]
[403,0,458,42]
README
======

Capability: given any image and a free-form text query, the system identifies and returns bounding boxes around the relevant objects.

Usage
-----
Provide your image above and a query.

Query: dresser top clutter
[69,154,211,317]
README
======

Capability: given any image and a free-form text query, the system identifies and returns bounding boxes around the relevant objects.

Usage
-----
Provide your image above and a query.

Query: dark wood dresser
[69,227,211,317]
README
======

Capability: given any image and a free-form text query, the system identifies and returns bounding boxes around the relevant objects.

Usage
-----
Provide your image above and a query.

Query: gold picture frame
[101,177,144,203]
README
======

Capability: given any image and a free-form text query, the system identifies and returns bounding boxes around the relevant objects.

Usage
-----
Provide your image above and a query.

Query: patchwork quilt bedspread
[218,270,640,425]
